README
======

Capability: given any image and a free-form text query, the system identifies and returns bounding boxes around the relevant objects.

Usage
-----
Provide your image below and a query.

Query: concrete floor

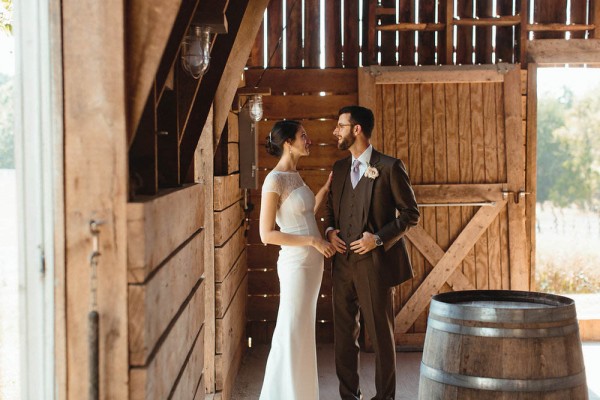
[233,342,600,400]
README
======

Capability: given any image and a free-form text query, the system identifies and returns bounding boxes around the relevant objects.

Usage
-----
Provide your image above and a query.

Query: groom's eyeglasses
[335,123,352,130]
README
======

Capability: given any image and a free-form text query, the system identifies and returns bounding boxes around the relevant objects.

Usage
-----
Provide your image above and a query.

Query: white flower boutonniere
[364,164,379,180]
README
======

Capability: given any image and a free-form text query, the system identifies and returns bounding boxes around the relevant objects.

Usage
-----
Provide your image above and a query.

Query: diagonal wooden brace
[396,200,507,333]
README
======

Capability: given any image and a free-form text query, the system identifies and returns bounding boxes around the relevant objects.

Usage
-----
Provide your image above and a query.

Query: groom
[324,105,420,400]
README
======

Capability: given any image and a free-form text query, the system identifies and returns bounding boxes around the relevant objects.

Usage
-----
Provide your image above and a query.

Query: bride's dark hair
[265,120,301,157]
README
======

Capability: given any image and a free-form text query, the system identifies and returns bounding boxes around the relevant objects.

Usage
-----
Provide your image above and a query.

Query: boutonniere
[364,163,379,180]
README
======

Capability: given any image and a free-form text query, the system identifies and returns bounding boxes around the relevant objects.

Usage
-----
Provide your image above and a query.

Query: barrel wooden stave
[418,290,588,400]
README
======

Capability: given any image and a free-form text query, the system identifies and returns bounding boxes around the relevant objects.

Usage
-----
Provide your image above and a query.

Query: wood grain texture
[62,0,128,396]
[126,0,184,144]
[170,326,205,400]
[215,224,246,282]
[214,201,244,247]
[263,94,358,119]
[195,110,216,393]
[129,231,205,365]
[127,184,204,283]
[130,282,205,400]
[527,39,600,63]
[216,250,247,319]
[215,275,248,392]
[214,174,242,211]
[245,68,358,94]
[396,200,507,333]
[503,68,528,290]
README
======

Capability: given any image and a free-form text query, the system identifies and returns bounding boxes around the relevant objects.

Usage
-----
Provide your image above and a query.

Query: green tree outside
[537,86,600,210]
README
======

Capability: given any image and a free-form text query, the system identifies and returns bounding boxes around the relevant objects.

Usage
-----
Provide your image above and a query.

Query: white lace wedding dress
[259,170,324,400]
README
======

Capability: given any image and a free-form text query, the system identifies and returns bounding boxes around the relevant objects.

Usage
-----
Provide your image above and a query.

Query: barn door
[358,65,528,346]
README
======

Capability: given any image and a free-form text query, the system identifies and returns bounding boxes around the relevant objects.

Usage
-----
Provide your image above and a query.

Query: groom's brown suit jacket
[324,149,420,286]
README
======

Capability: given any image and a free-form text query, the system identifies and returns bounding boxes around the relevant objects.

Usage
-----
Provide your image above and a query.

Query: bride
[258,120,335,400]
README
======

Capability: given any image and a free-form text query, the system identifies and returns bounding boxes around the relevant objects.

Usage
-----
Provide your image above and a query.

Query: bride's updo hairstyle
[265,120,301,157]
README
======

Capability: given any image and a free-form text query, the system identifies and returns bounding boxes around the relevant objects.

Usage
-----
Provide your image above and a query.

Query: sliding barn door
[358,65,528,347]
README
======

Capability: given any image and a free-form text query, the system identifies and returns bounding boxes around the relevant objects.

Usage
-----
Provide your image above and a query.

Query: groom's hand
[326,229,347,253]
[350,232,377,255]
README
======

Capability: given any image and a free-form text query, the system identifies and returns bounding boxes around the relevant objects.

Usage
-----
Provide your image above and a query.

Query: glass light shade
[181,25,211,79]
[248,94,263,122]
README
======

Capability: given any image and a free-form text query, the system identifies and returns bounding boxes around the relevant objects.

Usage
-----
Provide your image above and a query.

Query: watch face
[376,238,383,246]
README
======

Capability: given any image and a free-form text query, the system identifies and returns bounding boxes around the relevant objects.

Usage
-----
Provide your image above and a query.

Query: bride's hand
[312,237,336,258]
[324,171,333,191]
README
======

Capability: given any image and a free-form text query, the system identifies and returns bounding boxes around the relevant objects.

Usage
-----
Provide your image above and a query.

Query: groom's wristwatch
[374,235,383,247]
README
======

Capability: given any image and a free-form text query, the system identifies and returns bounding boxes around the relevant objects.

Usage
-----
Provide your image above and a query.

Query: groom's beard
[337,135,355,150]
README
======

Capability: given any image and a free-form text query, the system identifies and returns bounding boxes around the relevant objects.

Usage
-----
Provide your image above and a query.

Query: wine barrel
[418,290,588,399]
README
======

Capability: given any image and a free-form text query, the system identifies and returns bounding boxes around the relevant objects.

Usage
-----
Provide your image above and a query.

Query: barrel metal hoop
[429,300,576,323]
[428,317,579,338]
[420,362,587,392]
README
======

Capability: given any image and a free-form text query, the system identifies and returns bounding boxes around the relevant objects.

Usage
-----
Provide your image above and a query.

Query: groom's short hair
[338,106,374,138]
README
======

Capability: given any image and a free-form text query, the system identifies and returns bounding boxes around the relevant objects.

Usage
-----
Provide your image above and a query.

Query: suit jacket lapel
[333,156,351,225]
[363,149,380,222]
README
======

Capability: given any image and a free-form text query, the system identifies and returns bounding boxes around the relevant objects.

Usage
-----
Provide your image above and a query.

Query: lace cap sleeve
[262,172,282,196]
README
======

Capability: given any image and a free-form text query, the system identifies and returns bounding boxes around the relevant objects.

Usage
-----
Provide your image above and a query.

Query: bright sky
[0,33,14,76]
[538,67,600,98]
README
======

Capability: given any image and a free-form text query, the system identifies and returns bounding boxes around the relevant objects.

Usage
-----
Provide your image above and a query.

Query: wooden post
[503,68,528,290]
[196,107,216,395]
[525,64,537,291]
[62,0,128,398]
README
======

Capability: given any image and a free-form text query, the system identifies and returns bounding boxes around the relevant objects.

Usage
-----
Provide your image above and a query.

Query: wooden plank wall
[247,0,598,68]
[376,79,511,342]
[213,111,248,400]
[244,68,358,343]
[127,184,206,400]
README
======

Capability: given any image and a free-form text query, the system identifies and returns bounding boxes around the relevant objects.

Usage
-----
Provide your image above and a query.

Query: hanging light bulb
[181,25,211,79]
[248,94,263,122]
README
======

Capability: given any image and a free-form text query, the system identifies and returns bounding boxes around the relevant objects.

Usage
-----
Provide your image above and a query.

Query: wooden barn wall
[246,0,599,69]
[212,112,248,400]
[365,68,529,345]
[244,69,358,344]
[127,184,207,400]
[242,0,600,346]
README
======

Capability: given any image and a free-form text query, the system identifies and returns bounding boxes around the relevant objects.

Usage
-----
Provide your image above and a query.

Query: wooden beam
[526,23,595,32]
[395,200,506,333]
[503,68,529,290]
[405,225,476,291]
[367,65,513,84]
[179,0,253,181]
[126,0,195,146]
[527,39,600,64]
[453,16,520,27]
[62,0,128,397]
[212,0,271,156]
[526,64,538,290]
[377,22,445,32]
[413,183,505,203]
[519,0,528,64]
[244,68,358,94]
[594,0,600,39]
[195,107,217,394]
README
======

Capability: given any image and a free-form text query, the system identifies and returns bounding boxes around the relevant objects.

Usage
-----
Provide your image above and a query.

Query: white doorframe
[14,0,63,398]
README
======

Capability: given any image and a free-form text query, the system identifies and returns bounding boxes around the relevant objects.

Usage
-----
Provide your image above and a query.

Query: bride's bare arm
[313,172,332,213]
[260,191,335,257]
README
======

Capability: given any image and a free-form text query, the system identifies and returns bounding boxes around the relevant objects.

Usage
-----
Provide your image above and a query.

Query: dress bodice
[261,170,320,237]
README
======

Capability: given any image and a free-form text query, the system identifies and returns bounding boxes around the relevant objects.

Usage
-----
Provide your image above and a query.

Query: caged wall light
[181,25,212,79]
